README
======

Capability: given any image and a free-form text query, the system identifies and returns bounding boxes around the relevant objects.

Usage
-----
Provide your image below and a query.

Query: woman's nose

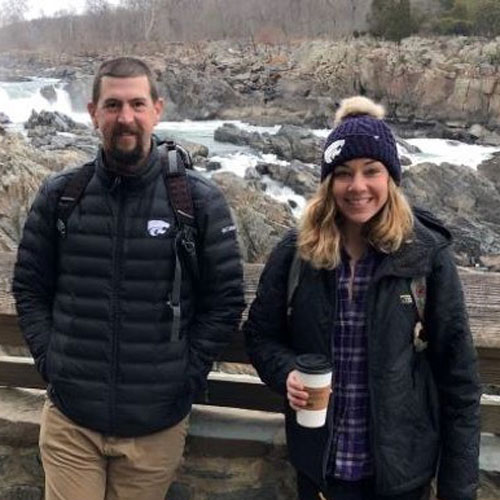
[347,172,366,191]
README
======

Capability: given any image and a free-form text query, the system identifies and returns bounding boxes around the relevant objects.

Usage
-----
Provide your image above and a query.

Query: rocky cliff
[0,134,87,252]
[157,37,500,133]
[2,37,500,137]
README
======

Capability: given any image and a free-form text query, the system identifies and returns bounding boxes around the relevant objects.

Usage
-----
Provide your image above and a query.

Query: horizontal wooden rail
[1,258,499,434]
[0,355,284,411]
[2,321,500,387]
[205,372,283,412]
[0,356,43,388]
[0,313,20,347]
[477,346,500,387]
[2,264,500,349]
[481,396,500,435]
[0,356,497,433]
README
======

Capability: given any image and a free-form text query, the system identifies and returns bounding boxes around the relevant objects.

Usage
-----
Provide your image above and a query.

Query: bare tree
[0,0,433,52]
[123,0,163,42]
[85,0,111,14]
[0,0,28,27]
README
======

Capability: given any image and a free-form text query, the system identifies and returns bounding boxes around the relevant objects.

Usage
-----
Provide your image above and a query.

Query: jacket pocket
[411,354,440,436]
[44,331,55,382]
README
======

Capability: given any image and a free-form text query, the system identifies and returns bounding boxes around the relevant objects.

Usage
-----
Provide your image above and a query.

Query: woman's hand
[286,370,309,411]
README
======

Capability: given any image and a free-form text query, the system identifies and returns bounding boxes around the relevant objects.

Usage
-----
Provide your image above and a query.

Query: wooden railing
[0,257,499,433]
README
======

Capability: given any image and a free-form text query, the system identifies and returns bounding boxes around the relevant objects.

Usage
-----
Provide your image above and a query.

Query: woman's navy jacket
[244,210,480,500]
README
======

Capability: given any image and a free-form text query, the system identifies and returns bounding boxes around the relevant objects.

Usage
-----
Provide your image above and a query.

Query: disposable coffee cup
[295,354,333,428]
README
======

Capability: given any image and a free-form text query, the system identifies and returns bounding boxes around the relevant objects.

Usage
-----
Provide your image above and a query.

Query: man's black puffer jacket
[244,211,480,500]
[13,143,245,437]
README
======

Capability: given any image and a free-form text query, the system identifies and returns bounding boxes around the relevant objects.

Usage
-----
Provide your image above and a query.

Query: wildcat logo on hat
[323,139,345,164]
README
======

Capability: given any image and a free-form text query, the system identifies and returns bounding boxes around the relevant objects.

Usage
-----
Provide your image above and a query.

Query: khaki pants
[39,399,189,500]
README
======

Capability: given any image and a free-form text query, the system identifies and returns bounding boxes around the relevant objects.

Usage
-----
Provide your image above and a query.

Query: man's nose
[117,104,134,124]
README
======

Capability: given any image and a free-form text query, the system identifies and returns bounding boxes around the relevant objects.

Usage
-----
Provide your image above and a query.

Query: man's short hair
[92,57,159,103]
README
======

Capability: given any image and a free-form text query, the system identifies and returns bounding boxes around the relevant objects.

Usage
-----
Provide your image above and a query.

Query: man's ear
[87,102,98,129]
[154,98,164,124]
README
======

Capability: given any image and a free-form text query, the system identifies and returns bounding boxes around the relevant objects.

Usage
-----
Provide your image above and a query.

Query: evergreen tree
[432,0,500,37]
[473,0,500,36]
[370,0,419,42]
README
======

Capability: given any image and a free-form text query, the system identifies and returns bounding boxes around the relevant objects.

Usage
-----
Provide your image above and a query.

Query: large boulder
[214,123,256,146]
[477,152,500,194]
[24,111,98,155]
[214,123,323,163]
[211,172,295,263]
[402,162,500,264]
[396,136,421,154]
[161,65,243,120]
[24,110,84,133]
[469,124,500,147]
[271,125,323,163]
[40,85,57,104]
[255,160,319,198]
[28,129,99,156]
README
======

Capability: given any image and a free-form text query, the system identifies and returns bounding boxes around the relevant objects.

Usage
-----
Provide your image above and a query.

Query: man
[13,57,245,500]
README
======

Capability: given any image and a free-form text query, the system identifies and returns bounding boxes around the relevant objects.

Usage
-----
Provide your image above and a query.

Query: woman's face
[332,157,390,229]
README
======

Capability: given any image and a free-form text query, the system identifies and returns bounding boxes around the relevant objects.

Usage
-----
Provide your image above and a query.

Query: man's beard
[104,125,146,175]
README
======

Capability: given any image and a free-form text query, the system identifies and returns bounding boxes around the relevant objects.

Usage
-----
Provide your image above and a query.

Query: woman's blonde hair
[297,176,414,269]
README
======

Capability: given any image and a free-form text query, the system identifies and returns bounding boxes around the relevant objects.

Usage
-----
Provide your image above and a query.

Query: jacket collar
[95,140,161,192]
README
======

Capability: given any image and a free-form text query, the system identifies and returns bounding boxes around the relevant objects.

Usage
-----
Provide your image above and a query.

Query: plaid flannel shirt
[328,248,381,481]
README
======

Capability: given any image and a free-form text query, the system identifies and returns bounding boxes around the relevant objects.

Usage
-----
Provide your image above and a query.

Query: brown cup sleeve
[304,385,331,410]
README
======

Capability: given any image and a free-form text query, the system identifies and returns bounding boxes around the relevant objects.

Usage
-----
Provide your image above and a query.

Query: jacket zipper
[366,257,393,493]
[110,176,124,434]
[365,279,379,488]
[321,269,337,482]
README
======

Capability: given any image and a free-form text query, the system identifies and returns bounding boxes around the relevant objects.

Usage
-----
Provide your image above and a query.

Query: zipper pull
[110,176,122,193]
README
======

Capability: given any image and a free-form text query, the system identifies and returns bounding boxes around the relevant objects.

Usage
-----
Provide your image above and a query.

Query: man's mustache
[112,125,140,137]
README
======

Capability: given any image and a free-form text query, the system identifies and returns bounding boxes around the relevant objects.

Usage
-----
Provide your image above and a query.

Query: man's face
[88,76,163,169]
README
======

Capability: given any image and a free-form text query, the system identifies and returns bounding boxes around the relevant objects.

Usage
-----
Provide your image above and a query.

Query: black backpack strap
[161,140,195,225]
[159,141,199,342]
[287,249,302,320]
[56,163,95,238]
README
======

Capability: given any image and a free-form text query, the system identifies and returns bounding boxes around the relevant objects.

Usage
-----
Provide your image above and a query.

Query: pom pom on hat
[321,96,401,184]
[334,96,386,125]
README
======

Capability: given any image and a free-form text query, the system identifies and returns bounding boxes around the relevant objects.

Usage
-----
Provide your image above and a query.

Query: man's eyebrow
[103,98,120,104]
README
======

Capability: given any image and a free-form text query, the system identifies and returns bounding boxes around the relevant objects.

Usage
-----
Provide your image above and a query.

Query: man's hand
[286,370,309,410]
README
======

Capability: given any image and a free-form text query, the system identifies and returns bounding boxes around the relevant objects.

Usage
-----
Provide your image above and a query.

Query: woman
[244,97,480,500]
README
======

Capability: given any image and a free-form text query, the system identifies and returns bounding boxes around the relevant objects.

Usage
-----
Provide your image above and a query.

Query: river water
[1,77,499,214]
